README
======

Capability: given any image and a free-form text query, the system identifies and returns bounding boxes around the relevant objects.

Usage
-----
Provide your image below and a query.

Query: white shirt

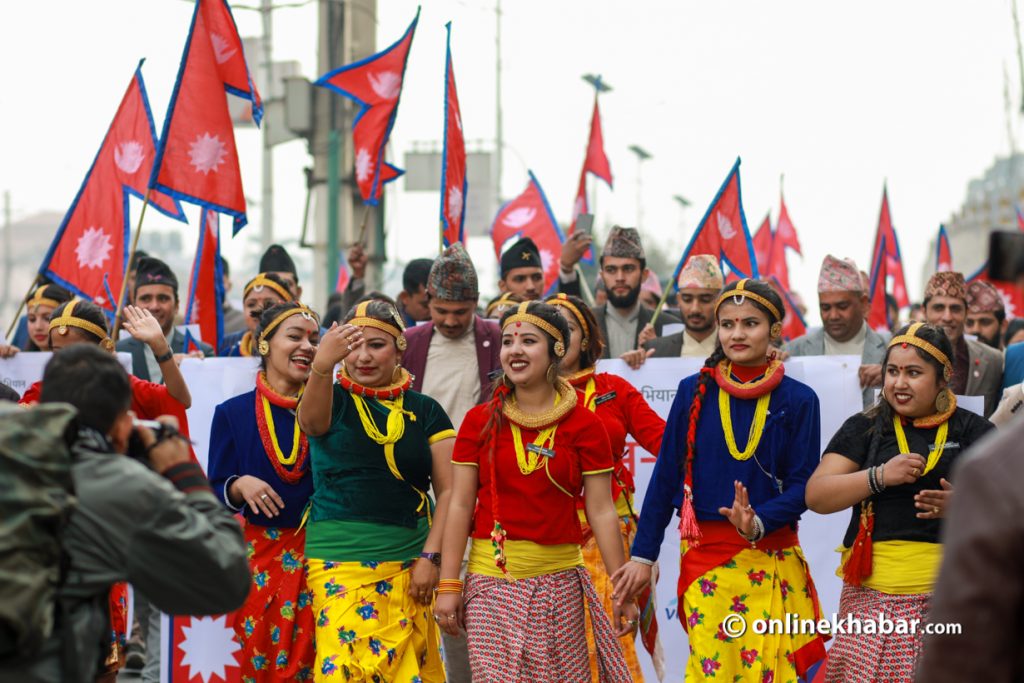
[420,323,480,431]
[681,329,718,358]
[824,320,868,357]
[142,327,176,384]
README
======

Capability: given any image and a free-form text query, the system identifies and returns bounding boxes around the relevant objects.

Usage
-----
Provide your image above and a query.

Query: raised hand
[122,305,167,351]
[718,480,756,537]
[310,322,364,374]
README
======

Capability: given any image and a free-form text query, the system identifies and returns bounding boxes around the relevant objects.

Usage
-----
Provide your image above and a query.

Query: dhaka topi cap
[134,257,178,295]
[601,226,645,261]
[925,271,967,303]
[676,254,724,291]
[817,255,864,293]
[967,280,1004,314]
[500,237,542,277]
[259,243,297,276]
[641,269,663,296]
[428,242,479,301]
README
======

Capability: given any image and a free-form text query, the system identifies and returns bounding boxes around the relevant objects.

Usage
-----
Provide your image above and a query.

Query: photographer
[3,345,249,682]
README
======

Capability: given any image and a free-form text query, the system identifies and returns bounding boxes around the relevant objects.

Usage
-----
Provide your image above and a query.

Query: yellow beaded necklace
[893,417,949,476]
[718,389,771,461]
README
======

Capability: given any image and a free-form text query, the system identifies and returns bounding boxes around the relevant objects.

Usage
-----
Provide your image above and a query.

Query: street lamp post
[628,144,652,228]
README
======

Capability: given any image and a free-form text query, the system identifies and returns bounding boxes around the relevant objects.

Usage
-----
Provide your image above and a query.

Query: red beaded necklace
[254,372,309,485]
[337,364,413,400]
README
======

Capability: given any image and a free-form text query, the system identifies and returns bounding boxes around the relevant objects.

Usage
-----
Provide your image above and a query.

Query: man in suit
[784,255,888,408]
[589,226,680,368]
[644,254,723,359]
[404,243,501,428]
[923,271,1003,416]
[116,257,212,382]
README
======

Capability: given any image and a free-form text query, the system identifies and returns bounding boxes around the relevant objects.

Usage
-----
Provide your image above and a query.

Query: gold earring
[554,341,566,358]
[580,337,589,351]
[770,322,783,340]
[546,363,558,384]
[934,388,953,414]
[392,364,403,384]
[257,339,270,356]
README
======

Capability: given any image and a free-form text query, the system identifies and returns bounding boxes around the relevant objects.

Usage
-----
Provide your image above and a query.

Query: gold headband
[502,301,566,357]
[256,304,321,356]
[715,279,782,323]
[48,299,114,351]
[27,287,61,311]
[888,322,953,381]
[486,292,518,317]
[348,300,408,351]
[244,273,292,302]
[547,295,590,350]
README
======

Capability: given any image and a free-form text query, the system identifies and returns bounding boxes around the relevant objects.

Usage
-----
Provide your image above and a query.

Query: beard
[977,330,1001,349]
[607,284,641,310]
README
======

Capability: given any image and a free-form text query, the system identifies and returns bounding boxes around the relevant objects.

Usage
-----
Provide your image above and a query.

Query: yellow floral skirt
[306,558,444,682]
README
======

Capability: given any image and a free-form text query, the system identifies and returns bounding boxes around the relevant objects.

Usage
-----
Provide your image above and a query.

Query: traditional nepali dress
[823,406,993,682]
[208,375,316,681]
[22,375,194,677]
[568,368,666,681]
[452,380,632,682]
[305,380,454,683]
[632,361,827,682]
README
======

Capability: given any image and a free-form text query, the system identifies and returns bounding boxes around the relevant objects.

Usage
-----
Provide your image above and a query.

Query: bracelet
[630,556,655,566]
[737,515,765,544]
[309,363,332,379]
[877,462,887,491]
[154,348,174,364]
[437,579,464,594]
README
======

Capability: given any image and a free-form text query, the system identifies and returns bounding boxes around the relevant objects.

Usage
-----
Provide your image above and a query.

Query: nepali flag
[868,237,891,334]
[869,185,909,308]
[752,213,773,273]
[967,263,1023,320]
[768,275,807,341]
[672,157,758,285]
[40,61,186,312]
[936,225,953,272]
[569,88,613,261]
[440,21,466,247]
[316,8,418,205]
[165,613,241,682]
[150,0,262,235]
[184,208,225,351]
[491,171,564,294]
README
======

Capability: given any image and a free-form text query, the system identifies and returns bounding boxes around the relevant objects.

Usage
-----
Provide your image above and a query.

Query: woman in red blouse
[434,300,637,682]
[548,292,665,680]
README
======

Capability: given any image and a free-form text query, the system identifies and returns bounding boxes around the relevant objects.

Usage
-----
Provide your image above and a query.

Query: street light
[628,145,652,227]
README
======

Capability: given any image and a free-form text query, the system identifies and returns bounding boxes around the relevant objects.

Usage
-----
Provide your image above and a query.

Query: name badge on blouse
[527,443,556,458]
[594,391,617,406]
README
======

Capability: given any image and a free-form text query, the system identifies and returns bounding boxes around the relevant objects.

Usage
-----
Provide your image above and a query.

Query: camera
[126,418,170,464]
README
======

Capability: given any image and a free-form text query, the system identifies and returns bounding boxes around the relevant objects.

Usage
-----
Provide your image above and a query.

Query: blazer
[592,304,682,358]
[964,337,1003,417]
[116,330,214,383]
[403,315,502,405]
[784,325,888,407]
[644,331,684,358]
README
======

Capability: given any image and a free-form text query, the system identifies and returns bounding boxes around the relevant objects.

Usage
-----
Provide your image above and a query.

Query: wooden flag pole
[649,271,676,328]
[112,190,152,341]
[4,274,41,341]
[574,264,596,308]
[357,203,371,248]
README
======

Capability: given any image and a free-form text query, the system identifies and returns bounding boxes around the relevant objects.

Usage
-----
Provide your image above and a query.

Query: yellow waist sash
[836,540,942,595]
[468,538,583,580]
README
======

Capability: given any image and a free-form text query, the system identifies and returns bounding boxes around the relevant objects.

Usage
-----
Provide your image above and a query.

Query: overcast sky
[2,1,1020,322]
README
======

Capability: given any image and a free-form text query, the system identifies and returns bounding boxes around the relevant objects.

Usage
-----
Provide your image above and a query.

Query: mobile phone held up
[988,231,1024,281]
[575,213,594,237]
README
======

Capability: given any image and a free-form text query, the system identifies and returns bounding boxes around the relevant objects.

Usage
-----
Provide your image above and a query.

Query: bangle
[155,349,174,364]
[877,462,887,491]
[310,363,332,379]
[630,556,655,566]
[437,579,464,594]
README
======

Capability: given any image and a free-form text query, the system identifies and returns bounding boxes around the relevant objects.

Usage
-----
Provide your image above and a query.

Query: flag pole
[357,203,371,247]
[574,264,596,307]
[649,275,675,328]
[112,190,152,341]
[4,274,41,341]
[438,221,444,256]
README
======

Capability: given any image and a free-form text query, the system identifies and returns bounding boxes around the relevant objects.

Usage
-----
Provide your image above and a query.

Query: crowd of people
[2,223,1023,682]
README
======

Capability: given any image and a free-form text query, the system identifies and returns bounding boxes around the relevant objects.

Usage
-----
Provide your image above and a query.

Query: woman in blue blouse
[208,301,320,681]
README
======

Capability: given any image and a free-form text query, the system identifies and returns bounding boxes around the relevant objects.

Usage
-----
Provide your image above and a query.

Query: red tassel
[678,485,702,546]
[842,502,874,586]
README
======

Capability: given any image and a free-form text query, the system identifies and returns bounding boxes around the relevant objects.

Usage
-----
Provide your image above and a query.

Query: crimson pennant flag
[568,88,613,262]
[440,21,466,247]
[150,0,262,235]
[491,171,564,294]
[672,158,758,284]
[869,185,909,308]
[967,264,1022,320]
[752,213,773,274]
[868,237,891,334]
[936,225,953,272]
[184,208,225,350]
[768,276,807,341]
[40,62,186,312]
[775,192,803,256]
[316,9,418,205]
[766,230,791,291]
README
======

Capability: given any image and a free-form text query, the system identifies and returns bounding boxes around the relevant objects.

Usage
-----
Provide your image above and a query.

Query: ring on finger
[933,506,939,514]
[260,494,269,500]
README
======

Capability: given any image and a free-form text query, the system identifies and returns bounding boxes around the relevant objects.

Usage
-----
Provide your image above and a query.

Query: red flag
[40,62,186,311]
[316,9,418,205]
[752,213,773,273]
[967,265,1023,320]
[150,0,262,235]
[168,614,241,682]
[868,239,891,334]
[1016,204,1024,232]
[673,158,758,282]
[568,92,613,258]
[936,225,953,272]
[491,171,564,294]
[768,276,807,341]
[440,22,466,247]
[869,186,909,308]
[335,249,351,293]
[775,193,803,256]
[766,230,791,291]
[184,208,225,350]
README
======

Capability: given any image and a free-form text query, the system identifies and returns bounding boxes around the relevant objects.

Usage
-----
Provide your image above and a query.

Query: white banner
[0,351,134,398]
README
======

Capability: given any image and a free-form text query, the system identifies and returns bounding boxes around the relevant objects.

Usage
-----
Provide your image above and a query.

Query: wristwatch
[155,348,174,364]
[419,552,441,567]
